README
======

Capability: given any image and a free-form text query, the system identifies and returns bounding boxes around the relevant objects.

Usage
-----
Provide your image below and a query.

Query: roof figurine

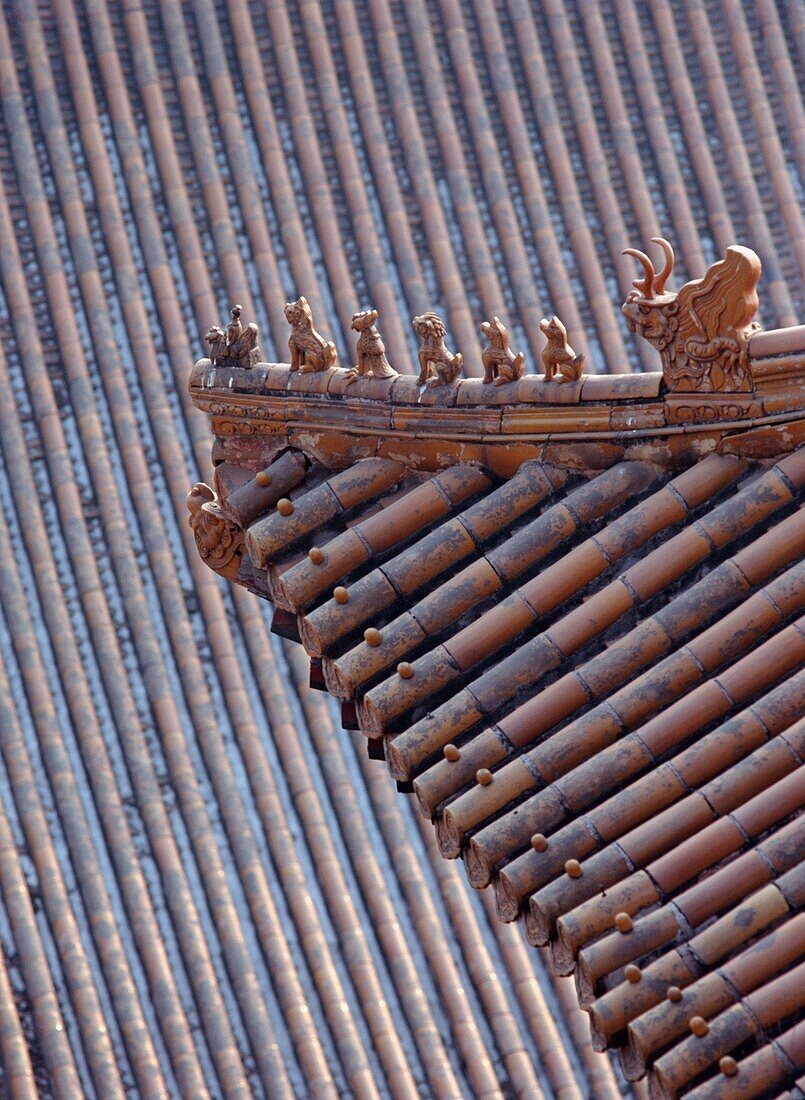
[622,237,762,392]
[227,302,243,347]
[285,295,338,372]
[347,308,397,382]
[186,482,245,583]
[539,315,585,382]
[204,303,261,368]
[481,315,526,385]
[413,311,464,387]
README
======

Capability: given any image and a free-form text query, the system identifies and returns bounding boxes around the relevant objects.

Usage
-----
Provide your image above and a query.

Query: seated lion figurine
[413,312,463,387]
[481,316,526,385]
[285,296,338,373]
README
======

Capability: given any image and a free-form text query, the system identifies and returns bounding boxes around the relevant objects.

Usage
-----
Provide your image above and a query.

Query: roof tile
[9,0,805,1093]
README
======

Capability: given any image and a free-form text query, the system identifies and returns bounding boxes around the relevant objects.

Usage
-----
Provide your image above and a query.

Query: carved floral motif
[622,238,762,393]
[213,419,266,436]
[481,316,526,385]
[413,312,464,386]
[207,402,254,417]
[666,401,763,424]
[187,483,244,581]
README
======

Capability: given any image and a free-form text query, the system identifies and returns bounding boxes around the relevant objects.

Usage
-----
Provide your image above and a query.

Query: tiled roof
[193,338,805,1096]
[0,1,803,1098]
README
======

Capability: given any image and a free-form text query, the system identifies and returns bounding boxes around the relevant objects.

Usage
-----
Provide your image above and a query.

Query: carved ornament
[481,316,526,385]
[413,312,463,386]
[187,483,245,582]
[207,401,257,418]
[665,400,763,425]
[285,296,338,373]
[212,419,267,436]
[205,304,261,368]
[622,238,762,393]
[539,316,585,382]
[347,309,397,381]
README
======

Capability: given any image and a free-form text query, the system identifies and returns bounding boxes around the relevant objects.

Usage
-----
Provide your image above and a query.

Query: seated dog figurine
[540,316,584,382]
[481,316,526,385]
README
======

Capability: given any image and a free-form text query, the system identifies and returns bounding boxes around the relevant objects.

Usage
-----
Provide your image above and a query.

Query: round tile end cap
[615,912,633,934]
[624,964,641,984]
[565,859,582,879]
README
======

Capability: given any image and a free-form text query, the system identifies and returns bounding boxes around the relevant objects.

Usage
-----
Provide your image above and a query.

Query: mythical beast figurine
[285,296,338,373]
[204,304,260,368]
[186,483,244,582]
[481,316,526,385]
[539,316,585,382]
[413,312,464,387]
[347,309,397,381]
[622,237,762,392]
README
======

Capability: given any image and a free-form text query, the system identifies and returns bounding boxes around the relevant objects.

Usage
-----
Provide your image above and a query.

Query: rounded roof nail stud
[277,497,294,516]
[333,586,349,604]
[719,1056,738,1077]
[565,859,582,879]
[476,768,493,786]
[444,744,461,762]
[615,912,633,933]
[397,662,414,679]
[364,627,382,647]
[667,986,683,1003]
[255,470,272,487]
[689,1016,709,1037]
[624,964,642,984]
[531,833,548,852]
[309,546,324,564]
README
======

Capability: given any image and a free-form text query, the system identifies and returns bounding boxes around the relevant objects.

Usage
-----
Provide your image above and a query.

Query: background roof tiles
[0,2,802,1098]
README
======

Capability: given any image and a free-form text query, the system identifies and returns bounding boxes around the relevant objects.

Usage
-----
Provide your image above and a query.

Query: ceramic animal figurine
[413,311,463,386]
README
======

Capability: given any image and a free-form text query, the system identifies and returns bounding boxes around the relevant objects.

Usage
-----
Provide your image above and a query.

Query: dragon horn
[651,237,675,294]
[622,247,655,298]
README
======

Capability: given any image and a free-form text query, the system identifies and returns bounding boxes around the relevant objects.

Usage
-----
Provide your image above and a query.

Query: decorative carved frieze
[664,396,763,425]
[622,238,762,393]
[213,419,269,436]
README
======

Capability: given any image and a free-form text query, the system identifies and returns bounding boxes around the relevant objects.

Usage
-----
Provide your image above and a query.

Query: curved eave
[190,361,805,1097]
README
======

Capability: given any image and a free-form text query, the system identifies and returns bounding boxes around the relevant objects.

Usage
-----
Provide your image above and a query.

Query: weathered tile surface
[1,2,803,1098]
